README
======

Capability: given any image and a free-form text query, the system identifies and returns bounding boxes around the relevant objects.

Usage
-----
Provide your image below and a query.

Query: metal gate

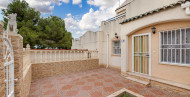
[3,15,15,97]
[132,33,151,75]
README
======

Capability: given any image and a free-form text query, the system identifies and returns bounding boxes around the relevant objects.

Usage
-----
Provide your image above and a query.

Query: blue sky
[0,0,125,38]
[41,1,99,20]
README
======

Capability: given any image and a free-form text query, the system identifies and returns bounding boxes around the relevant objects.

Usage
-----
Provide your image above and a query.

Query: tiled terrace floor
[29,68,186,97]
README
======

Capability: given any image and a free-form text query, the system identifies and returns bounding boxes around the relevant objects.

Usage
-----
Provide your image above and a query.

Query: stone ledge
[107,88,144,97]
[125,77,150,86]
[126,72,190,91]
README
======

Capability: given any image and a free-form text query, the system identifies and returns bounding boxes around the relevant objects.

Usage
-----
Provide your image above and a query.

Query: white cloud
[79,8,114,31]
[62,0,70,3]
[76,31,85,34]
[25,0,54,13]
[79,4,82,8]
[64,0,126,38]
[87,0,117,7]
[0,0,12,9]
[0,0,70,13]
[64,13,79,32]
[72,0,82,5]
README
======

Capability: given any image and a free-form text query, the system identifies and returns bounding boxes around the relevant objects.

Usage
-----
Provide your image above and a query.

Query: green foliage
[2,0,72,49]
[37,16,72,49]
[2,0,40,30]
[123,93,131,97]
[2,0,40,48]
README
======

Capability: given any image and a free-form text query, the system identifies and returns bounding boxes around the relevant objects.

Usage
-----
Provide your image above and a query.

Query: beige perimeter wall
[32,59,99,79]
[128,21,190,85]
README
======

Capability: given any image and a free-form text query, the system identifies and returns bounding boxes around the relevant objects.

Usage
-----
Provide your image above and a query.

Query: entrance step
[125,77,150,87]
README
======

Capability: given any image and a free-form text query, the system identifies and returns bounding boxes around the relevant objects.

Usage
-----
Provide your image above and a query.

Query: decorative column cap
[7,13,18,34]
[26,44,30,50]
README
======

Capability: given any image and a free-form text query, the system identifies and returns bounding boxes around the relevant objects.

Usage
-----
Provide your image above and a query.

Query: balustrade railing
[23,44,31,73]
[29,49,98,64]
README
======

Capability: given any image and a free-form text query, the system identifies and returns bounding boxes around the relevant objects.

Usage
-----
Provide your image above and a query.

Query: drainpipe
[181,1,190,15]
[106,32,109,68]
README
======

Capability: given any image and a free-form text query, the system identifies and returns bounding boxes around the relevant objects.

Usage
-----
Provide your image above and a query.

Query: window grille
[113,41,121,55]
[160,27,190,66]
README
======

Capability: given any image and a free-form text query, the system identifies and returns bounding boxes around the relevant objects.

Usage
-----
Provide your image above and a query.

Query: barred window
[113,41,121,55]
[160,27,190,66]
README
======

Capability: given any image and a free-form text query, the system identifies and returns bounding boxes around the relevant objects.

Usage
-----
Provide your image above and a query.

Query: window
[160,27,190,66]
[113,41,121,55]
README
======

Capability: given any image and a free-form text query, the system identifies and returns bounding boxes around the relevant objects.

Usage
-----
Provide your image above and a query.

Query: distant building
[72,31,98,50]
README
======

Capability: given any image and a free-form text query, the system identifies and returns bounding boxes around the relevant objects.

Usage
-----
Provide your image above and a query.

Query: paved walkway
[29,68,186,97]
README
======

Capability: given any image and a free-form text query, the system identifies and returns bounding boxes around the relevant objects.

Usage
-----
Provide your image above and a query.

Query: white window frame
[113,41,121,55]
[159,27,190,67]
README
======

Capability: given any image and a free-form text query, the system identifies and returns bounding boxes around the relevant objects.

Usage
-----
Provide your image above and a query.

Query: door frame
[132,33,151,76]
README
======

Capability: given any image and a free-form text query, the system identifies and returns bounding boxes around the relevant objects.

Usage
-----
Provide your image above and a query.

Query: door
[132,33,151,75]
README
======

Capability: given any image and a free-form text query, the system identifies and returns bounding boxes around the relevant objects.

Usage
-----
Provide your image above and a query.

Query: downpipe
[106,33,109,68]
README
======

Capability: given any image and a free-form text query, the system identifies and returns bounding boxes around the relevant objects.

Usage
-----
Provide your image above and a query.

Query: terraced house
[1,0,190,97]
[72,0,190,95]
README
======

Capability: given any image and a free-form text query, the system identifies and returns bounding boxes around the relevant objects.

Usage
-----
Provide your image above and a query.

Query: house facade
[72,0,190,93]
[120,0,190,84]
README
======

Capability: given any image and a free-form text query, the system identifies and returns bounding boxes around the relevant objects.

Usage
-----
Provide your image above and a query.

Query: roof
[120,0,185,24]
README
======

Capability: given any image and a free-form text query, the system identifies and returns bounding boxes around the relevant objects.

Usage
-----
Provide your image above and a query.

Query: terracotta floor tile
[89,91,104,97]
[64,89,79,97]
[42,84,55,89]
[94,82,104,86]
[28,94,41,97]
[96,76,104,79]
[87,78,96,82]
[29,68,186,97]
[81,85,93,91]
[103,86,115,93]
[149,88,170,96]
[62,84,73,91]
[126,86,141,94]
[142,93,157,97]
[42,89,58,96]
[75,81,86,85]
[104,79,113,82]
[114,83,124,87]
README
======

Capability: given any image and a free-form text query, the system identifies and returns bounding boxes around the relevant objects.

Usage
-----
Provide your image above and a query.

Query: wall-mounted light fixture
[152,27,156,34]
[115,33,118,39]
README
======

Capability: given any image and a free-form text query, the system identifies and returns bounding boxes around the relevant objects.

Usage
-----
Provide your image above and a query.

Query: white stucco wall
[125,0,183,19]
[98,17,126,68]
[72,31,98,50]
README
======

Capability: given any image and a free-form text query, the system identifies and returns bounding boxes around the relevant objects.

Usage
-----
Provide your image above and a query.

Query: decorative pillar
[0,21,6,97]
[7,14,24,97]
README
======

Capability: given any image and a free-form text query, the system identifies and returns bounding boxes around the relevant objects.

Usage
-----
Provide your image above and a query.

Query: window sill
[159,62,190,68]
[112,54,121,57]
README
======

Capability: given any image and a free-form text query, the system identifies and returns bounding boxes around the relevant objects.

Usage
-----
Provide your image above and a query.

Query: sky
[0,0,125,38]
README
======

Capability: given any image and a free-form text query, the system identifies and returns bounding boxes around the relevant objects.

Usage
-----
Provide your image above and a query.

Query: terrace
[28,68,185,97]
[22,46,186,97]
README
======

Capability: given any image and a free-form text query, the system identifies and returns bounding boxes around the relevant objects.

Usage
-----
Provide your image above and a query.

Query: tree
[2,0,40,48]
[2,0,72,49]
[37,16,72,49]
